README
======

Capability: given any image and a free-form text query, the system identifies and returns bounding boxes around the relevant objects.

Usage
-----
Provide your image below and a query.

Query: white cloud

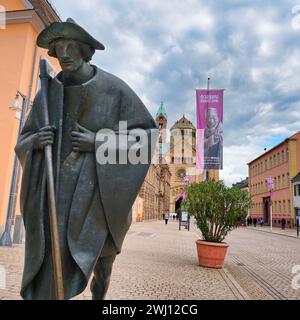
[221,143,262,186]
[51,0,300,186]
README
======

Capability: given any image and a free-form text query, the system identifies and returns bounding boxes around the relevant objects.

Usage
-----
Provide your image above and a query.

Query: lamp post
[265,176,274,232]
[0,91,27,246]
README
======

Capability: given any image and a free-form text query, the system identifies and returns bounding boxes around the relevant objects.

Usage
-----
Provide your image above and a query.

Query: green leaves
[183,180,252,243]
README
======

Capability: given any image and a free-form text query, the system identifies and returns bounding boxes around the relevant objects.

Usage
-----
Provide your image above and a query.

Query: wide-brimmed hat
[37,18,105,50]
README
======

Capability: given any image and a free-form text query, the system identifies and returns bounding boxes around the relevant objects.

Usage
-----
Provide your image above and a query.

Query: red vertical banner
[196,89,224,170]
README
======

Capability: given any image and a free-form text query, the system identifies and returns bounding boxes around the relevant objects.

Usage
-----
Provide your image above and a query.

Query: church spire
[156,101,167,120]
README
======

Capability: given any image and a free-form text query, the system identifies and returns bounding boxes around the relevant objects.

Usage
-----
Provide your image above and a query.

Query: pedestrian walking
[249,217,253,226]
[253,218,257,227]
[247,217,251,226]
[164,212,170,225]
[259,217,264,227]
[281,217,286,230]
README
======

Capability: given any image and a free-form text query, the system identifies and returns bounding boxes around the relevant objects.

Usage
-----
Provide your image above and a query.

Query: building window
[278,176,281,189]
[265,160,268,171]
[295,184,300,196]
[279,201,282,214]
[282,150,285,163]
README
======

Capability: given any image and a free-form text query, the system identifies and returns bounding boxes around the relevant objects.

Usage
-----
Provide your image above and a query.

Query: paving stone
[0,221,300,300]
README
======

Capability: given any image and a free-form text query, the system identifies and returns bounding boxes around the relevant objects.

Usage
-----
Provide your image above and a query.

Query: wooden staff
[39,59,64,300]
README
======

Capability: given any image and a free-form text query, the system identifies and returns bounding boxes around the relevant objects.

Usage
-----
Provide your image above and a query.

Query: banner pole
[206,77,210,180]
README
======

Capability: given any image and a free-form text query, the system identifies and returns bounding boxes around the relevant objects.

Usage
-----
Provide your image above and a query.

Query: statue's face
[206,115,218,129]
[54,39,84,72]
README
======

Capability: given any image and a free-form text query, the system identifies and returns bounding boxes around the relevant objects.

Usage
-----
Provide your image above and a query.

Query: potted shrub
[183,180,252,269]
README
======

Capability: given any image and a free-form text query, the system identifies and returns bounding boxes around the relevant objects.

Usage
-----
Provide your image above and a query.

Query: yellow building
[132,195,143,223]
[0,0,60,235]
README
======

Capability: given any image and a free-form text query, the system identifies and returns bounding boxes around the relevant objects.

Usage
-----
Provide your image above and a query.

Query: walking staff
[39,59,64,300]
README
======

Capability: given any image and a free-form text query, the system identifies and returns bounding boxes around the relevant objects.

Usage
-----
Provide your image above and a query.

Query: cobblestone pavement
[248,225,299,238]
[224,227,300,300]
[0,220,300,300]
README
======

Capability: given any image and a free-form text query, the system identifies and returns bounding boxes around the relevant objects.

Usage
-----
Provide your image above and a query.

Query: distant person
[249,217,253,226]
[164,213,170,225]
[253,218,257,227]
[247,217,251,226]
[281,218,286,230]
[259,217,264,227]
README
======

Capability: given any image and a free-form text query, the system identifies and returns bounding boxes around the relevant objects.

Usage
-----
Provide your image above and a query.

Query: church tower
[168,115,203,213]
[155,102,167,144]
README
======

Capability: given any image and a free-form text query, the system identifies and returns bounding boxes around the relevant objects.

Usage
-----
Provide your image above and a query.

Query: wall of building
[293,182,300,209]
[1,0,26,10]
[132,196,143,223]
[0,1,60,233]
[249,135,300,228]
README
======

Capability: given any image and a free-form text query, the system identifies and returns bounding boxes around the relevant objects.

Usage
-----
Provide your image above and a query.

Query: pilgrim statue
[15,18,157,300]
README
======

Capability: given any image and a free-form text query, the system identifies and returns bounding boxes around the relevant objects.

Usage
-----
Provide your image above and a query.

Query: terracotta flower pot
[195,240,229,269]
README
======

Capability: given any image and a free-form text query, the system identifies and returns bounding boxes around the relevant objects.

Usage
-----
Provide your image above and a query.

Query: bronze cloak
[15,66,157,299]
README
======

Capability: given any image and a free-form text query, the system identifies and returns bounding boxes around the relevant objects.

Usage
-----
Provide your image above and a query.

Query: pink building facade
[248,131,300,228]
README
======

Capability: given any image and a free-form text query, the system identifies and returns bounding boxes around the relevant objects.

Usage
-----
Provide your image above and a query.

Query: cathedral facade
[155,104,219,214]
[132,102,219,222]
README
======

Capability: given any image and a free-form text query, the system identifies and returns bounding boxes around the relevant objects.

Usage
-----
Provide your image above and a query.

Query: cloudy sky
[51,0,300,186]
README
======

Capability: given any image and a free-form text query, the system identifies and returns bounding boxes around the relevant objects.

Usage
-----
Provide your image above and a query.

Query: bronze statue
[15,18,157,300]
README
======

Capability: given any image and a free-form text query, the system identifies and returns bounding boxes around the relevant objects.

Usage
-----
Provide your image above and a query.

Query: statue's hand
[71,123,95,153]
[34,125,55,150]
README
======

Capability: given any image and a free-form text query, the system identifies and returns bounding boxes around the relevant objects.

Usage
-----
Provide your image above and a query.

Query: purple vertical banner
[196,89,224,170]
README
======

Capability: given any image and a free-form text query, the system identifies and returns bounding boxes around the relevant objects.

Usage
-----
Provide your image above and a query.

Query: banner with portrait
[196,89,224,170]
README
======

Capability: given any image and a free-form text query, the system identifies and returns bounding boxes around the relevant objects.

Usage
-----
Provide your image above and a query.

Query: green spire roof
[156,102,167,119]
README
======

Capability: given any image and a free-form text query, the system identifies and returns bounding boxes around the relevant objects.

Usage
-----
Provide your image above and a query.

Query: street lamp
[0,91,27,246]
[265,176,274,232]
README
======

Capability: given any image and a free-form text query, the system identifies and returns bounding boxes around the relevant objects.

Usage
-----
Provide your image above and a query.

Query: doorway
[175,198,183,213]
[263,197,270,225]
